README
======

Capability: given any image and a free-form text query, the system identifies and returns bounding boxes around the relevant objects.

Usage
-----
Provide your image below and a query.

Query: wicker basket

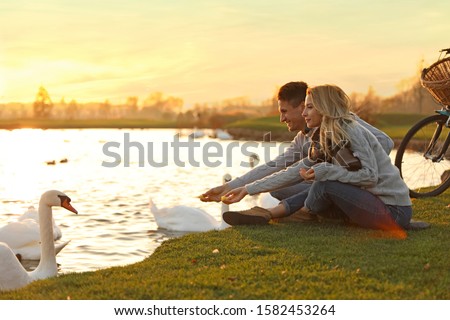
[421,57,450,106]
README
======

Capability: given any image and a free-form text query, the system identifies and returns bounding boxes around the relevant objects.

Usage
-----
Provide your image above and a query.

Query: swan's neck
[219,202,231,229]
[221,202,229,214]
[33,200,57,278]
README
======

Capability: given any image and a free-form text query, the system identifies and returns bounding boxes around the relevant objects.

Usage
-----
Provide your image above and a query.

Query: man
[200,81,393,221]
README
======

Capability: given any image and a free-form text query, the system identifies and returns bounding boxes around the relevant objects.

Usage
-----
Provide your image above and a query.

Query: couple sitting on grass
[201,82,415,237]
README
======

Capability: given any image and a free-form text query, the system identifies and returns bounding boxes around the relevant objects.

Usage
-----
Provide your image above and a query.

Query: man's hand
[199,184,232,202]
[220,186,249,204]
[300,167,315,181]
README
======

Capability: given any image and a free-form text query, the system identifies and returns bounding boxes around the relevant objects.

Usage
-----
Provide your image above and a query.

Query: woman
[222,84,412,234]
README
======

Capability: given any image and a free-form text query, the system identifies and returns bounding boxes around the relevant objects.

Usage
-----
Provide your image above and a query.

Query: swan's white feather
[12,240,70,261]
[18,206,62,240]
[0,219,42,249]
[0,242,31,291]
[149,200,229,232]
[0,206,64,260]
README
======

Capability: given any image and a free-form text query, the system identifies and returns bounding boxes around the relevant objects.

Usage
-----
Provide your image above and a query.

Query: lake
[0,128,290,273]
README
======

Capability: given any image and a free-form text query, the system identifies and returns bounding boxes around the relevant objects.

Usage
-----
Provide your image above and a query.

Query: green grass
[225,113,431,140]
[226,116,287,132]
[375,113,426,127]
[1,189,448,300]
[375,113,428,140]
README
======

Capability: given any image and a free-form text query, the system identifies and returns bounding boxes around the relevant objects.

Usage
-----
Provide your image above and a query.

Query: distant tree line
[0,61,442,127]
[0,87,277,128]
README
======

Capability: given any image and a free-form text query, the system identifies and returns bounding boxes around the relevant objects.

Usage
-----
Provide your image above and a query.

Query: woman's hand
[221,187,249,204]
[300,167,315,181]
[199,184,231,202]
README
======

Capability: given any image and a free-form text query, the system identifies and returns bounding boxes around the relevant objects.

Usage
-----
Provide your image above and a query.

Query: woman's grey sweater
[245,122,412,206]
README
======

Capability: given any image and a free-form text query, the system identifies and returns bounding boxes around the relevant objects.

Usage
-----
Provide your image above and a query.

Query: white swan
[149,174,231,232]
[258,192,280,208]
[12,240,70,261]
[0,206,69,260]
[0,190,77,292]
[215,129,233,140]
[18,206,62,239]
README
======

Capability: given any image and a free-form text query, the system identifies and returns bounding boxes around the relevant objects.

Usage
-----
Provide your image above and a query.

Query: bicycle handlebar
[438,48,450,60]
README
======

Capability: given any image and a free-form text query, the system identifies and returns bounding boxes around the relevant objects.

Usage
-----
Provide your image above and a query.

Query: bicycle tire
[395,114,450,197]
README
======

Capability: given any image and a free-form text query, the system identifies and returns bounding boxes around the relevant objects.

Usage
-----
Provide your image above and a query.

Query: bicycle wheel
[395,114,450,197]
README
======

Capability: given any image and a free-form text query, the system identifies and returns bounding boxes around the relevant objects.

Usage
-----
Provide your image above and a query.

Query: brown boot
[278,207,317,223]
[223,206,271,225]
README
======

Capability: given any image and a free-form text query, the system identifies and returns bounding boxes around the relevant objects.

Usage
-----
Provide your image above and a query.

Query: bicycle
[394,48,450,197]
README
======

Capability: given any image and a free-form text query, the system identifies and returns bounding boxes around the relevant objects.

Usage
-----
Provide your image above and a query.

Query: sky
[1,0,449,108]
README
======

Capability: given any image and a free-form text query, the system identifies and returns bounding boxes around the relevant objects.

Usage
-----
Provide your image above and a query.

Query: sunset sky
[1,0,449,108]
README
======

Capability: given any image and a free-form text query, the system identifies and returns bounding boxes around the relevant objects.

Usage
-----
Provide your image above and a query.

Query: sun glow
[1,1,449,105]
[0,129,70,200]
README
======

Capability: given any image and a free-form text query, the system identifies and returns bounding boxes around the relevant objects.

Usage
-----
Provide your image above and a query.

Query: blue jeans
[270,182,312,200]
[284,181,412,230]
[281,183,345,220]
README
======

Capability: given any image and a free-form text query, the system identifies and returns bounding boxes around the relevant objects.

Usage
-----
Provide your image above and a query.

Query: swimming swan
[149,174,231,232]
[0,206,68,260]
[0,190,77,291]
[18,206,63,240]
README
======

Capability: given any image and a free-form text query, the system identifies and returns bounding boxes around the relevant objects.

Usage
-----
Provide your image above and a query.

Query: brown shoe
[223,206,271,225]
[278,207,317,223]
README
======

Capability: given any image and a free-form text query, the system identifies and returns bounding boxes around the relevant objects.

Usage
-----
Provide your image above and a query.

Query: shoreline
[0,124,403,146]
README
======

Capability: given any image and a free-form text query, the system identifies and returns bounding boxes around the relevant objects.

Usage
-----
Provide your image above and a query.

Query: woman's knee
[309,180,327,192]
[305,181,332,212]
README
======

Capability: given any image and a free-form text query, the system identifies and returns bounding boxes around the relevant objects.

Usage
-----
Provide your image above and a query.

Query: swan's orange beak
[62,198,78,214]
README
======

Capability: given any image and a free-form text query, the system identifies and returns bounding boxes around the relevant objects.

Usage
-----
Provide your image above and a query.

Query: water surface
[0,128,283,273]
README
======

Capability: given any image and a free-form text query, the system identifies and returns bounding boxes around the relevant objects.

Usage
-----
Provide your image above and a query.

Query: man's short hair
[278,81,308,108]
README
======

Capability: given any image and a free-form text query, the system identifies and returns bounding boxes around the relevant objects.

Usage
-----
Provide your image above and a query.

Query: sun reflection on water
[0,128,283,273]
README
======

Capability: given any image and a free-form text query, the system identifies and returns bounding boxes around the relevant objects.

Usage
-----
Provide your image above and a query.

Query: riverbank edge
[0,186,448,299]
[0,124,402,146]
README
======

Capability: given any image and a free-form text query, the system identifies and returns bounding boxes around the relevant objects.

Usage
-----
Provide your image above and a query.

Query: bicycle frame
[426,108,450,162]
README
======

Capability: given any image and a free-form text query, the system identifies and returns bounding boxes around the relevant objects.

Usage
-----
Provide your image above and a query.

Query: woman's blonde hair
[307,84,355,159]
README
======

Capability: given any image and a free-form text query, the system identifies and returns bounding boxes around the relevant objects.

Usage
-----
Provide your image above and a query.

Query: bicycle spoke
[395,114,450,197]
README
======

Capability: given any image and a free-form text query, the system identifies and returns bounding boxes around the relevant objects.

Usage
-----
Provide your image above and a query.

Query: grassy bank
[374,113,427,139]
[1,188,448,300]
[225,113,425,142]
[0,113,427,141]
[226,113,427,140]
[226,116,287,132]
